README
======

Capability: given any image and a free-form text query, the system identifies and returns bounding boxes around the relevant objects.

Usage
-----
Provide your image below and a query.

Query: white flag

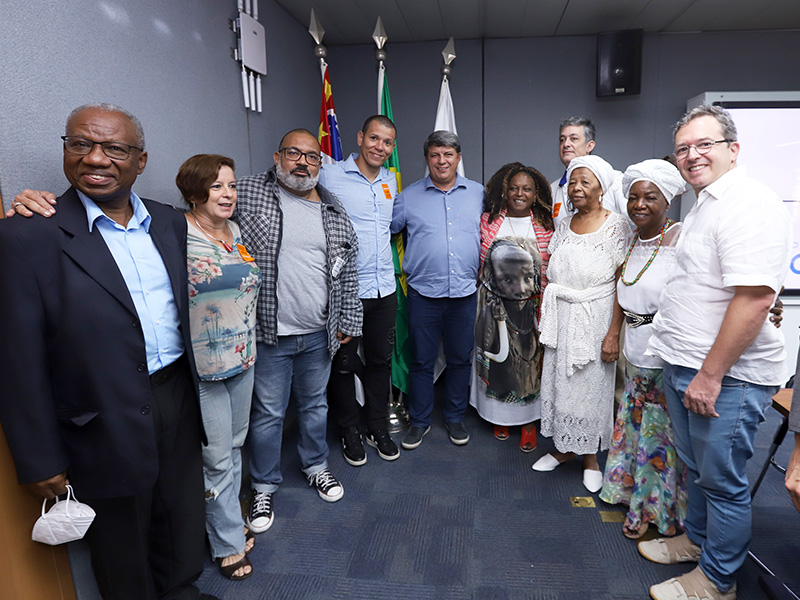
[433,75,465,176]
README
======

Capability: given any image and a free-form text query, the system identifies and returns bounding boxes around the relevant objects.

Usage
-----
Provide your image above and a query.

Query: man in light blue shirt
[390,130,483,449]
[0,103,213,600]
[77,189,184,373]
[319,115,401,465]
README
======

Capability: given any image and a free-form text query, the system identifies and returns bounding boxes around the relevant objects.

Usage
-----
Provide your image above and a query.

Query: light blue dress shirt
[390,174,483,298]
[320,153,397,299]
[77,190,184,374]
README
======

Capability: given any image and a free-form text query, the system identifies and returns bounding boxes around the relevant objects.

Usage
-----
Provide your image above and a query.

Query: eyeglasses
[673,139,730,160]
[62,136,143,160]
[279,147,323,166]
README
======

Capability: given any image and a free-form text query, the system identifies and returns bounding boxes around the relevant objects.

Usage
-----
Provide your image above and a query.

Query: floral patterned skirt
[599,361,688,536]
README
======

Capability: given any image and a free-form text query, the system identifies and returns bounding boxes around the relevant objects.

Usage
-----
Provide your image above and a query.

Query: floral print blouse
[187,220,261,381]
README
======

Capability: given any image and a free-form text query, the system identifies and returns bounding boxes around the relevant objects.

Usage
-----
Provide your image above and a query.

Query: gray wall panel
[0,0,318,209]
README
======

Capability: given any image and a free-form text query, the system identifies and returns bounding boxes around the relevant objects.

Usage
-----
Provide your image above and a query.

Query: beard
[276,162,319,193]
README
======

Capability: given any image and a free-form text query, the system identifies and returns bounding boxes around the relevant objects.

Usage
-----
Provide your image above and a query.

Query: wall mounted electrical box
[238,11,266,76]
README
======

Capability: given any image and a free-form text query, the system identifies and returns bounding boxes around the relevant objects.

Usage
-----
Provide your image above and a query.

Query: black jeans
[328,293,397,433]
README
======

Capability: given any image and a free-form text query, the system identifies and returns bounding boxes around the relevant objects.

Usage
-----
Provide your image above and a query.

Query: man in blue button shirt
[0,104,214,600]
[390,130,484,449]
[319,115,401,466]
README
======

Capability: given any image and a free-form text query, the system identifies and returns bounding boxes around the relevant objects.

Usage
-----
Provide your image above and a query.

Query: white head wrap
[565,155,616,196]
[622,159,687,205]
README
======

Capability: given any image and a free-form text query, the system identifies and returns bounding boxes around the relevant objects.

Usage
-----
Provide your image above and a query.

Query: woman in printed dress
[177,154,261,579]
[597,159,689,538]
[471,163,554,452]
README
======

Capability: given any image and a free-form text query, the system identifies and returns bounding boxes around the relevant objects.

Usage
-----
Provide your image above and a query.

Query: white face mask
[31,485,96,545]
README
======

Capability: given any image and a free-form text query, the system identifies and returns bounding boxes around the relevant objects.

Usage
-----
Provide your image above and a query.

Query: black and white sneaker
[366,429,400,461]
[342,426,367,466]
[247,490,274,533]
[307,469,344,502]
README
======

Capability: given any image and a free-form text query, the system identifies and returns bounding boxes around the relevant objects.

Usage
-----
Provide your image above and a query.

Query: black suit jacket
[0,188,199,498]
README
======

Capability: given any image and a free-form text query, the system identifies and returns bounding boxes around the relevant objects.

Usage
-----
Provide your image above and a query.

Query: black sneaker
[307,469,344,502]
[366,429,400,461]
[401,425,431,450]
[342,426,367,466]
[247,490,274,533]
[445,421,470,445]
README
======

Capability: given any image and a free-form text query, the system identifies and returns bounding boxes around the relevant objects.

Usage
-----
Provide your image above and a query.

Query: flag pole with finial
[373,16,388,114]
[310,9,342,163]
[433,37,464,176]
[372,16,411,426]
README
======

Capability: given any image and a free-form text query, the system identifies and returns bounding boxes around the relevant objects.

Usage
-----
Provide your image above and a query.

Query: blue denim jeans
[407,287,477,428]
[663,363,776,592]
[199,367,254,558]
[249,332,331,493]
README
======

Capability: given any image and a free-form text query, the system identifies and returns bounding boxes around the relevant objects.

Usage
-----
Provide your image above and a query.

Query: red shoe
[520,426,537,452]
[493,425,510,441]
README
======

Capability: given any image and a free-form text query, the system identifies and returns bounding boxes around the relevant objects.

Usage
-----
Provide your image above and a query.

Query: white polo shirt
[647,167,792,386]
[550,177,574,230]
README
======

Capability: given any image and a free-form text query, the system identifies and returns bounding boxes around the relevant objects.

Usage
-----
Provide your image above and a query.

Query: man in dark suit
[0,104,215,600]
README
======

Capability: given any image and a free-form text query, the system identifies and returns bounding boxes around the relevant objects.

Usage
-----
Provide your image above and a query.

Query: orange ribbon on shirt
[237,244,255,262]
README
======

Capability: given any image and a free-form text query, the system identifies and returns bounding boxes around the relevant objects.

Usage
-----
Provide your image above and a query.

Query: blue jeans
[407,287,477,428]
[249,332,331,493]
[199,368,254,558]
[663,363,775,592]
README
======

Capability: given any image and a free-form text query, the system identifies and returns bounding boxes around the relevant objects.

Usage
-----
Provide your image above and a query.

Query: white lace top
[540,212,631,376]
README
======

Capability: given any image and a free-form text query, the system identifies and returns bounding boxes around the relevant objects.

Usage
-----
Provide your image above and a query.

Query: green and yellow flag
[379,65,411,393]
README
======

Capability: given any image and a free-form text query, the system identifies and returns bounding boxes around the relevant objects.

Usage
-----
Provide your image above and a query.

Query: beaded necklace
[620,218,673,286]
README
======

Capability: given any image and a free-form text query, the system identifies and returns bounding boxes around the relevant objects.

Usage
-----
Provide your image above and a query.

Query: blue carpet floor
[194,385,800,600]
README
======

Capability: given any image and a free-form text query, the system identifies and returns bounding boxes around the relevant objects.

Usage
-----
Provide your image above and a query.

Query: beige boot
[639,533,701,564]
[650,566,736,600]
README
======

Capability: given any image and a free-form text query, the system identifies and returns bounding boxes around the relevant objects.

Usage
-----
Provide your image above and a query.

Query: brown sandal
[622,520,649,540]
[244,528,255,554]
[218,553,253,580]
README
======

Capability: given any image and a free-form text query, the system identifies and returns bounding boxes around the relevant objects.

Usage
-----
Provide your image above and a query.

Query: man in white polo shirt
[551,116,594,228]
[640,105,791,600]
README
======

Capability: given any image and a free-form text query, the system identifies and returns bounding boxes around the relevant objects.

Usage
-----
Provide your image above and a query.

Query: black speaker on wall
[597,29,643,97]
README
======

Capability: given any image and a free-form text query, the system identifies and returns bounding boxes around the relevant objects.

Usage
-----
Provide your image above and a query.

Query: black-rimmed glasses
[279,147,323,166]
[62,136,143,160]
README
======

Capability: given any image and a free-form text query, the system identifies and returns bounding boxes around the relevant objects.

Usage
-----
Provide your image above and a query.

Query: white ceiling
[274,0,800,45]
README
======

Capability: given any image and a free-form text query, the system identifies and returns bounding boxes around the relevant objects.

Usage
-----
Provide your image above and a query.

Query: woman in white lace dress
[533,155,631,493]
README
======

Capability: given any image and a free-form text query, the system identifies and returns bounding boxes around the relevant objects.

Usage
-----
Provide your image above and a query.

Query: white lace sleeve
[548,217,570,256]
[608,213,632,266]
